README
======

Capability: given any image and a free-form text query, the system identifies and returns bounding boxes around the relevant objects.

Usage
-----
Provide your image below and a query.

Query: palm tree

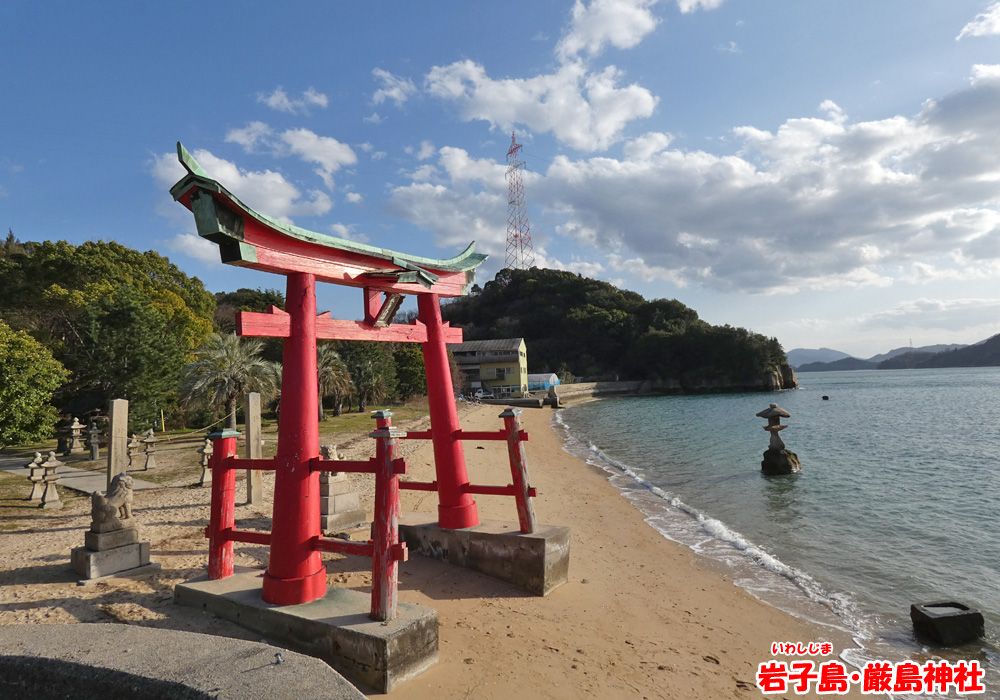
[353,357,392,412]
[317,343,352,419]
[181,333,277,430]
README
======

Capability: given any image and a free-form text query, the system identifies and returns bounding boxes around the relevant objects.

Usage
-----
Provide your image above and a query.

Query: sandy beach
[0,402,871,699]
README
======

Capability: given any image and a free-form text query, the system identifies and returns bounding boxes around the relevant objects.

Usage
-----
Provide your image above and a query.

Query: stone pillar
[244,392,264,505]
[106,399,129,491]
[319,444,367,533]
[127,434,142,470]
[39,452,64,509]
[26,452,44,501]
[142,429,158,471]
[67,417,85,454]
[198,438,213,487]
[86,422,101,460]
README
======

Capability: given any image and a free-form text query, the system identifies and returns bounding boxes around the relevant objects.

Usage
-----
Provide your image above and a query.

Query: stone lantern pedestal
[756,403,801,475]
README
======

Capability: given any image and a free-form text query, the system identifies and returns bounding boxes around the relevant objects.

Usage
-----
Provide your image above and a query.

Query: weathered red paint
[501,409,537,534]
[207,431,239,579]
[418,293,479,530]
[261,272,327,606]
[370,410,405,621]
[238,308,462,344]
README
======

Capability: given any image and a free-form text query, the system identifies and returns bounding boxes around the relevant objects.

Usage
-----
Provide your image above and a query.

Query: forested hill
[441,268,790,388]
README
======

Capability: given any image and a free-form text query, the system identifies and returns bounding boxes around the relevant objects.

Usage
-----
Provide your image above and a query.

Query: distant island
[442,268,796,392]
[789,337,1000,372]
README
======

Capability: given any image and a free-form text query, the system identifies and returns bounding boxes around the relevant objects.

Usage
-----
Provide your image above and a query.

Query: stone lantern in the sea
[756,403,801,475]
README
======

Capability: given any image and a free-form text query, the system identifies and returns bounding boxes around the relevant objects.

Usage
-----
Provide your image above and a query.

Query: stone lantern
[756,403,801,475]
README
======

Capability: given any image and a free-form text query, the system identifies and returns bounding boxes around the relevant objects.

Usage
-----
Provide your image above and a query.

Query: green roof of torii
[169,143,488,277]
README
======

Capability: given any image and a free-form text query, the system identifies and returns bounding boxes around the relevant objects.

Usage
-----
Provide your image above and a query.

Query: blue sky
[3,1,1000,359]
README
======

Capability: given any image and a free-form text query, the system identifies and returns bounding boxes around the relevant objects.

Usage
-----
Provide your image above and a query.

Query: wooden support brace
[236,458,278,471]
[399,480,438,492]
[392,543,409,562]
[456,430,530,442]
[229,529,271,545]
[463,484,539,497]
[314,538,376,558]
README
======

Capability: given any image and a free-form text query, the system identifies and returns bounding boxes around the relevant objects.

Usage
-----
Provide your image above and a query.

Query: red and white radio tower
[505,132,535,270]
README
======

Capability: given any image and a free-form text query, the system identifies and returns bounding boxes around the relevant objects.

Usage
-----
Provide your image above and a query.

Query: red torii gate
[170,143,497,608]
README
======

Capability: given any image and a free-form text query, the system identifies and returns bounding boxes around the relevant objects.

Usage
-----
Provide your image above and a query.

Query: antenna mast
[505,132,535,270]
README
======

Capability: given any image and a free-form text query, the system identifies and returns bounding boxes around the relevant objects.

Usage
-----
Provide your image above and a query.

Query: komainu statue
[91,473,135,532]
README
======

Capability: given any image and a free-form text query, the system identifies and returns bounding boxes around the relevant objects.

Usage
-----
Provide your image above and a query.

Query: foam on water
[551,383,1000,700]
[553,411,865,638]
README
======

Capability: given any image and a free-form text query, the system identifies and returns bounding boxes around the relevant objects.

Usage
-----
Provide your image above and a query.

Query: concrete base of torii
[173,567,438,694]
[398,513,571,596]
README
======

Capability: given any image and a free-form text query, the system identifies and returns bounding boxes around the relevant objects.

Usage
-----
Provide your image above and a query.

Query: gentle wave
[551,408,872,654]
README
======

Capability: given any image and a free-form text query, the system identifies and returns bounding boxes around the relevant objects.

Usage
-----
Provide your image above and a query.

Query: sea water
[554,367,1000,698]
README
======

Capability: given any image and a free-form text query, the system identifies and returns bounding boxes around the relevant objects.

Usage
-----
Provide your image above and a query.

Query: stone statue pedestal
[71,473,159,580]
[320,471,367,533]
[72,528,154,580]
[761,448,801,476]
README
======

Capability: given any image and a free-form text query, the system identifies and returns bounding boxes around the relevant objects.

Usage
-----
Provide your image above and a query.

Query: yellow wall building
[447,338,528,398]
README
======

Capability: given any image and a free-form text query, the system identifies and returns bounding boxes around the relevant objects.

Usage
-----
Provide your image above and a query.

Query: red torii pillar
[263,272,326,605]
[418,293,477,529]
[237,278,480,604]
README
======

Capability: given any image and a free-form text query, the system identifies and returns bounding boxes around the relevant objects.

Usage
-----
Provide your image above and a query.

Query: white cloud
[364,112,384,124]
[624,131,673,159]
[957,2,1000,40]
[715,41,740,53]
[547,257,607,278]
[386,66,1000,296]
[224,125,357,191]
[165,233,224,266]
[330,222,369,243]
[225,121,273,151]
[345,192,363,204]
[425,60,657,150]
[859,298,1000,332]
[258,87,329,114]
[372,68,417,106]
[556,0,661,61]
[152,149,332,223]
[676,0,725,12]
[279,128,357,189]
[417,141,436,160]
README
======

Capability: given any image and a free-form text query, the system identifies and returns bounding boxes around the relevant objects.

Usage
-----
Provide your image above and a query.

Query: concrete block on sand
[0,623,365,700]
[398,513,570,596]
[174,568,438,693]
[71,541,152,579]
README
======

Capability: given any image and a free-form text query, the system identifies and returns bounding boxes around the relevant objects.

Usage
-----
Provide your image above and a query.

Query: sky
[3,1,1000,359]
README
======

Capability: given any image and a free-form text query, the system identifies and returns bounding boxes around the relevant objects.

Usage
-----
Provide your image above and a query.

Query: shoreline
[384,404,871,699]
[0,403,874,698]
[550,402,861,636]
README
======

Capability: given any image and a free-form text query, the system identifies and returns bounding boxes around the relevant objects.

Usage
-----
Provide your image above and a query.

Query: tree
[339,342,397,412]
[317,342,352,418]
[213,287,285,334]
[0,240,213,423]
[441,267,789,385]
[393,344,427,402]
[0,320,68,446]
[181,333,278,430]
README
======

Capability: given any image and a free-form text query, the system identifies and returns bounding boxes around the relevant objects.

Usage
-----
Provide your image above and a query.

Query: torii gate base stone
[397,515,570,596]
[175,569,438,693]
